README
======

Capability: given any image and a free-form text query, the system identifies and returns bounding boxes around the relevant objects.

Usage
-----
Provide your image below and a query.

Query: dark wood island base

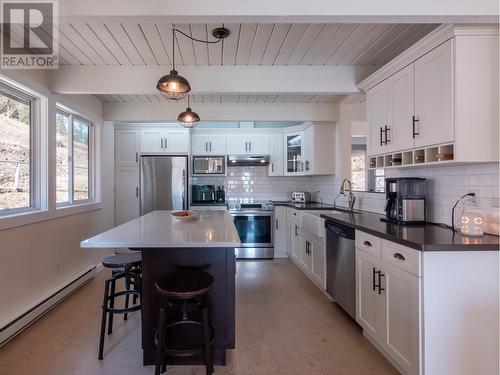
[136,247,236,366]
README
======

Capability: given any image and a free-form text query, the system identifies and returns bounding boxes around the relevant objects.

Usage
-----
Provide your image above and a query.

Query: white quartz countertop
[81,210,241,249]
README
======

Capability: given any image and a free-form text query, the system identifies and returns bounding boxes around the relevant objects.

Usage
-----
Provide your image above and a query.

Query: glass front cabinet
[284,131,304,175]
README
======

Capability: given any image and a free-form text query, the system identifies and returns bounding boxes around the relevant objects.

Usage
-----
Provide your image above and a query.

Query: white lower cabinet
[310,234,326,289]
[273,206,288,258]
[384,262,421,375]
[114,167,140,226]
[300,231,313,271]
[287,209,327,291]
[356,232,421,375]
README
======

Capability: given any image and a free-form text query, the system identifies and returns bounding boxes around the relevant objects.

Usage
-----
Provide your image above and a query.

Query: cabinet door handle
[275,219,279,230]
[135,152,138,163]
[209,142,212,151]
[412,116,420,138]
[384,125,390,144]
[249,142,252,151]
[295,225,298,236]
[161,138,164,149]
[135,187,139,197]
[165,138,168,150]
[393,252,406,261]
[271,163,274,172]
[363,240,372,247]
[378,271,385,294]
[372,267,376,291]
[205,142,208,151]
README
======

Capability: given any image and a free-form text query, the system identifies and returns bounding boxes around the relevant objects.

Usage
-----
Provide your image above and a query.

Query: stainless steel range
[229,202,274,259]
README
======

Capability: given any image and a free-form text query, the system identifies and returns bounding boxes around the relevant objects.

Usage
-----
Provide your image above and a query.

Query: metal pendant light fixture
[156,26,230,101]
[178,95,200,128]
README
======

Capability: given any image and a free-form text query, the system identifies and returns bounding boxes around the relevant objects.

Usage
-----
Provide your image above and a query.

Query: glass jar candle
[460,208,484,237]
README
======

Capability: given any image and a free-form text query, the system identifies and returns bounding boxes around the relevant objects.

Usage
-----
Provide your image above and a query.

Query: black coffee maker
[192,185,216,203]
[384,178,426,225]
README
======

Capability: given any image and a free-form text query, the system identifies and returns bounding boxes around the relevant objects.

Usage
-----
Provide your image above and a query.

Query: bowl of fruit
[170,210,199,221]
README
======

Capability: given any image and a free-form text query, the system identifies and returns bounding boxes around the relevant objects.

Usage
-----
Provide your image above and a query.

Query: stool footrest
[155,320,215,356]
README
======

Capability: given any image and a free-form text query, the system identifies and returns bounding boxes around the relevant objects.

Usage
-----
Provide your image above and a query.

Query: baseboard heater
[0,264,98,347]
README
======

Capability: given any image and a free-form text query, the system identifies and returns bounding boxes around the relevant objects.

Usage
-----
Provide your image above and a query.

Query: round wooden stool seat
[155,270,214,299]
[102,253,141,269]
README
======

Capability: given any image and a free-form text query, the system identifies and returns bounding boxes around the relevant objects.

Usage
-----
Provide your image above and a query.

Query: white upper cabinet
[115,130,140,167]
[191,133,226,155]
[303,124,336,175]
[303,127,314,174]
[140,129,189,154]
[414,39,454,148]
[140,129,163,153]
[362,25,498,164]
[387,64,415,152]
[367,82,389,156]
[284,131,304,175]
[227,134,269,155]
[268,133,284,176]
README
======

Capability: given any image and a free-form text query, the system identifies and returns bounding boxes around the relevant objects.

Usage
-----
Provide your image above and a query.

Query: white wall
[0,71,113,324]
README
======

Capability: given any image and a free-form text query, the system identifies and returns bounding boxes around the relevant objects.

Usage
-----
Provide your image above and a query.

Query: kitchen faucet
[334,178,356,211]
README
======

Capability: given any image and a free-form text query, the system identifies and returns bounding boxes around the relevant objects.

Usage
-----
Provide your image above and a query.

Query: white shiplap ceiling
[95,93,347,104]
[56,22,438,67]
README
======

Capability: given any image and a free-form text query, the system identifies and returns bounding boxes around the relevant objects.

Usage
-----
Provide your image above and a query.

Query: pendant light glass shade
[156,70,191,100]
[178,96,200,128]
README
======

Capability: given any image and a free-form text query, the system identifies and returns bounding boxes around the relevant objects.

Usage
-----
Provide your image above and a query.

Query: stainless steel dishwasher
[325,220,356,320]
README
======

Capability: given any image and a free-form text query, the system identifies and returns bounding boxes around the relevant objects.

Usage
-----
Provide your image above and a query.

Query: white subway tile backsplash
[191,163,499,226]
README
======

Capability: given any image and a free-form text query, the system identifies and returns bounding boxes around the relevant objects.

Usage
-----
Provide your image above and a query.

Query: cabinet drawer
[355,231,382,258]
[381,240,421,277]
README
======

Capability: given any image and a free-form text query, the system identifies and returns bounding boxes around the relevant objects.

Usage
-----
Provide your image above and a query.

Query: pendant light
[178,95,200,128]
[156,27,230,101]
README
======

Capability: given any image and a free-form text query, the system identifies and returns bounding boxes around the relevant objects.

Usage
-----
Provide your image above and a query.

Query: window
[351,141,385,193]
[0,83,35,212]
[56,108,92,206]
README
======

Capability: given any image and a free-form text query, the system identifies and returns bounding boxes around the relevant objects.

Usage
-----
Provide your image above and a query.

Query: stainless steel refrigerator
[140,155,188,215]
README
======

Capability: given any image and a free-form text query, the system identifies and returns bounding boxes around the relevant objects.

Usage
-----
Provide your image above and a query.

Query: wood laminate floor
[0,260,397,375]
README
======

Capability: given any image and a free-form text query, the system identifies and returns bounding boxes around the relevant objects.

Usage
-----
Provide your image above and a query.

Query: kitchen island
[81,210,241,366]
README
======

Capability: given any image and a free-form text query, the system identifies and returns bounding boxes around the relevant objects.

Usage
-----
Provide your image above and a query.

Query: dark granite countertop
[318,210,499,252]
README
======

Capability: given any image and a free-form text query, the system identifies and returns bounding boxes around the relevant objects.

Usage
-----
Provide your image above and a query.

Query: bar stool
[98,252,142,360]
[154,270,215,375]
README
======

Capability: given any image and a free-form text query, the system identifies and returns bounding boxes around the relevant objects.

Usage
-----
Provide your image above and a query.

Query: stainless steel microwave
[192,156,225,175]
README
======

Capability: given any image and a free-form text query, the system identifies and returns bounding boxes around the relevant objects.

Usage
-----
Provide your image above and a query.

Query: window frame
[56,106,94,208]
[0,81,40,217]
